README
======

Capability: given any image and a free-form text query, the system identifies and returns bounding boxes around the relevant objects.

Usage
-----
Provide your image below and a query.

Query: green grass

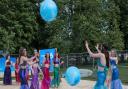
[118,65,128,84]
[90,64,128,85]
[61,64,128,85]
[81,66,128,85]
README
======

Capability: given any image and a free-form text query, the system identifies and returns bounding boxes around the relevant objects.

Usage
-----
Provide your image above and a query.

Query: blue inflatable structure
[0,57,16,72]
[39,48,55,72]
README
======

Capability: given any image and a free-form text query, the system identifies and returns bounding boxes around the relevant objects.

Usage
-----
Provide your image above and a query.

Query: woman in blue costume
[19,48,38,89]
[85,41,108,89]
[3,54,12,85]
[109,49,123,89]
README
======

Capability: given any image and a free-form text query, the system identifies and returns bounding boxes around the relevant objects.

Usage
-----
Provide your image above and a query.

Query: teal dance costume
[51,58,61,88]
[94,59,108,89]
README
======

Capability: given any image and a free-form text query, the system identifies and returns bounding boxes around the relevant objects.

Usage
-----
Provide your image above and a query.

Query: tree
[0,0,124,54]
[0,0,38,53]
[0,27,15,52]
[46,0,124,53]
[99,0,124,49]
[114,0,128,49]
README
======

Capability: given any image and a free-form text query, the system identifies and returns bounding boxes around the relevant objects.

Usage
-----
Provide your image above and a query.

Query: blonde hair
[111,49,117,57]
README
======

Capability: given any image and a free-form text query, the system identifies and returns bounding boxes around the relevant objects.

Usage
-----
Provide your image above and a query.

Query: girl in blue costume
[109,49,123,89]
[85,41,108,89]
[19,48,38,89]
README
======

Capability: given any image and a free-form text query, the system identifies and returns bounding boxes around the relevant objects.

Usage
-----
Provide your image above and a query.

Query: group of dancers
[3,48,63,89]
[2,41,123,89]
[85,41,123,89]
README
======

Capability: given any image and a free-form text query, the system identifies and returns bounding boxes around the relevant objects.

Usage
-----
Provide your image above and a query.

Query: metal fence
[117,50,128,63]
[61,50,128,69]
[61,52,95,68]
[0,50,127,69]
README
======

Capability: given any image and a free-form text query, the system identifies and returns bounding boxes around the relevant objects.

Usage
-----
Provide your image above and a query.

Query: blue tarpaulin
[39,48,55,72]
[0,57,16,72]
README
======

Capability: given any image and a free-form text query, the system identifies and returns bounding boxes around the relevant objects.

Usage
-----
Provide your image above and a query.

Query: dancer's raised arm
[85,41,103,58]
[22,56,37,62]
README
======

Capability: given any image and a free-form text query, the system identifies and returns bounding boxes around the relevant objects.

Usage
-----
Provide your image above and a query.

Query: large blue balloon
[40,0,58,22]
[65,66,81,86]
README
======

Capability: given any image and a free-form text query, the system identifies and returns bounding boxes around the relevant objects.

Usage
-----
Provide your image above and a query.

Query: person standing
[15,57,20,83]
[41,53,51,89]
[51,52,64,89]
[109,49,123,89]
[19,48,37,89]
[85,41,108,89]
[3,54,12,85]
[30,50,41,89]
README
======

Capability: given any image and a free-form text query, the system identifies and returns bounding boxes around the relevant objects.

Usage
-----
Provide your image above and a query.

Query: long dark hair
[45,53,50,61]
[19,47,26,64]
[102,44,109,68]
[6,54,10,60]
[16,57,19,64]
[54,52,60,59]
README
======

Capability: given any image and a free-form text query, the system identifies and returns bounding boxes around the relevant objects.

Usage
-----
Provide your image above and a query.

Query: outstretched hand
[61,61,64,64]
[95,44,99,50]
[35,53,39,57]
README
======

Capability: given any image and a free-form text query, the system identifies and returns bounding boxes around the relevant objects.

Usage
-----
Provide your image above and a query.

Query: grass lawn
[61,63,128,85]
[118,64,128,84]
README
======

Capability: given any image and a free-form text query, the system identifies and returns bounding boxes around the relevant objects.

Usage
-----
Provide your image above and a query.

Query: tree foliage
[115,0,128,49]
[0,0,38,53]
[0,0,126,53]
[46,0,124,53]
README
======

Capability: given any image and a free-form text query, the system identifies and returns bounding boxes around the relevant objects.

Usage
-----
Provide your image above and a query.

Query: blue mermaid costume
[94,59,108,89]
[19,61,29,89]
[110,58,123,89]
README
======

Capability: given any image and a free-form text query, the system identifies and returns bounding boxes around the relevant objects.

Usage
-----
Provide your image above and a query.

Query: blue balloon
[40,0,58,22]
[65,66,81,86]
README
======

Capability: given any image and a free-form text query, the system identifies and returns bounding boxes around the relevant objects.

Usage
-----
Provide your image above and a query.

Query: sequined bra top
[110,59,116,66]
[53,58,60,64]
[97,59,108,72]
[20,60,27,69]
